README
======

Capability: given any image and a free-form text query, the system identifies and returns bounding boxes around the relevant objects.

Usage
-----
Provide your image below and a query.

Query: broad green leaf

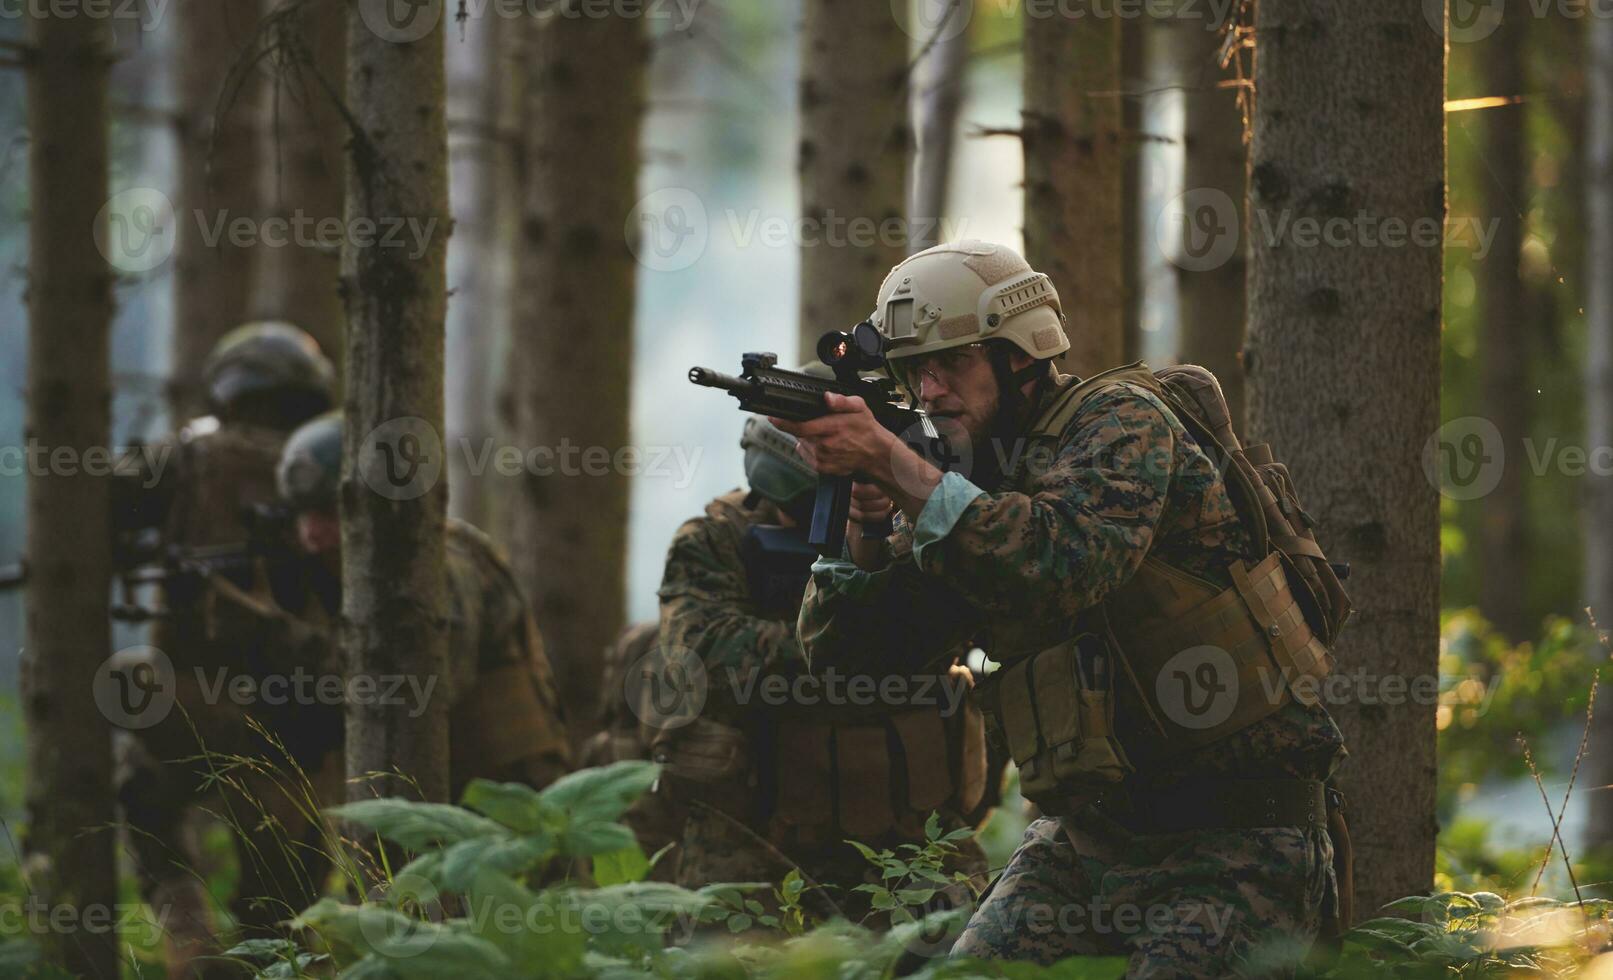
[328,799,504,850]
[538,761,661,824]
[593,844,652,887]
[461,779,565,835]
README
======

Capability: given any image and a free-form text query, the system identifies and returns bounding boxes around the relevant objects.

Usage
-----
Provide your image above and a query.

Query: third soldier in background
[114,322,339,979]
[648,417,992,926]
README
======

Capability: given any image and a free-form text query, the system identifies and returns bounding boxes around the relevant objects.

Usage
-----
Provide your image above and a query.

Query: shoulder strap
[1029,361,1160,440]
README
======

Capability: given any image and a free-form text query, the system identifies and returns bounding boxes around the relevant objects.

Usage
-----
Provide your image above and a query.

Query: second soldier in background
[645,417,992,923]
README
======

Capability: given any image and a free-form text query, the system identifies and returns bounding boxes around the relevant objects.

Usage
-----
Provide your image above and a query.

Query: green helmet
[277,411,343,511]
[741,417,815,508]
[871,240,1069,368]
[203,321,336,420]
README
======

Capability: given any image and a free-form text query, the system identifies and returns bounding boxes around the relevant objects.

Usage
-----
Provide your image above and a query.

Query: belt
[1098,777,1329,834]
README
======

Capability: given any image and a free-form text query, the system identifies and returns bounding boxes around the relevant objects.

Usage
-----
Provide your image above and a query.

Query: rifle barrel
[688,366,750,393]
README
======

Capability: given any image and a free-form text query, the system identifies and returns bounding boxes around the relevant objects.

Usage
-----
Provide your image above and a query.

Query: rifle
[690,322,954,557]
[110,503,303,623]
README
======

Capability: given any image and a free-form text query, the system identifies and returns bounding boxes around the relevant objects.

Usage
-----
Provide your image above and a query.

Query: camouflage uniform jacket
[798,372,1347,789]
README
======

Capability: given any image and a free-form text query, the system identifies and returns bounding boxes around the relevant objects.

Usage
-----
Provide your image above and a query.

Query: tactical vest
[650,492,990,845]
[974,363,1352,813]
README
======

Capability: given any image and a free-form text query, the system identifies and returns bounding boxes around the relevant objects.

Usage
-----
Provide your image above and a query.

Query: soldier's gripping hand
[206,560,335,674]
[773,392,944,520]
[847,481,894,572]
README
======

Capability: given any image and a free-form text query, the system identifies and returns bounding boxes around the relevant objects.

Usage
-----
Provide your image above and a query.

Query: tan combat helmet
[871,240,1069,369]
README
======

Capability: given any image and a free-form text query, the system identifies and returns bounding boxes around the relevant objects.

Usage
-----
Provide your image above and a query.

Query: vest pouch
[651,717,749,784]
[979,635,1131,813]
[835,725,898,838]
[891,707,954,814]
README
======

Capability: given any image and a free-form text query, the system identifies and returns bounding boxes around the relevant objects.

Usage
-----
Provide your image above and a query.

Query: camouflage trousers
[952,809,1336,978]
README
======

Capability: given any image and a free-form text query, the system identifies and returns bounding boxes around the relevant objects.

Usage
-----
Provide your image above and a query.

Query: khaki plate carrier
[976,363,1353,813]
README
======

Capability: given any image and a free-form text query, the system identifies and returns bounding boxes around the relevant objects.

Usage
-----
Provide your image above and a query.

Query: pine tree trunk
[1244,0,1444,919]
[506,4,645,739]
[909,0,968,255]
[798,0,908,360]
[251,0,347,367]
[1583,4,1613,851]
[341,6,451,805]
[445,12,516,529]
[1024,10,1124,376]
[172,0,261,419]
[1164,11,1247,431]
[22,8,118,977]
[1477,17,1530,643]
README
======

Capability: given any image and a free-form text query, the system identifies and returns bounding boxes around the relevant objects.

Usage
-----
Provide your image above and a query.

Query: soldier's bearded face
[910,347,1004,445]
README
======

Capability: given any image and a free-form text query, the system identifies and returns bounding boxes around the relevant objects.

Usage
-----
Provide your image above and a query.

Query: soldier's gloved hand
[847,481,894,572]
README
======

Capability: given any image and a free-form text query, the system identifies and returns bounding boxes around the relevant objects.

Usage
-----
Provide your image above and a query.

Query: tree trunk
[22,7,119,977]
[172,0,262,420]
[799,0,908,359]
[909,0,969,255]
[1023,9,1124,376]
[445,11,516,529]
[1477,17,1530,644]
[1583,4,1613,852]
[341,4,451,805]
[1244,0,1444,919]
[1163,10,1248,432]
[506,4,645,741]
[251,0,347,368]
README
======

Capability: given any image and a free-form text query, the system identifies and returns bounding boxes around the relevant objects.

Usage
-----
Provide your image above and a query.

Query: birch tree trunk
[1244,0,1444,919]
[506,4,645,739]
[445,11,516,529]
[341,3,451,805]
[1164,10,1247,431]
[251,0,347,367]
[172,0,262,419]
[909,0,969,255]
[22,7,118,976]
[1477,16,1530,643]
[798,0,908,359]
[1023,9,1124,376]
[1583,3,1613,852]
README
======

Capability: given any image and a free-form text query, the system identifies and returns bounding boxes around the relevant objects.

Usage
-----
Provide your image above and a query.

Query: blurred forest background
[3,0,1613,974]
